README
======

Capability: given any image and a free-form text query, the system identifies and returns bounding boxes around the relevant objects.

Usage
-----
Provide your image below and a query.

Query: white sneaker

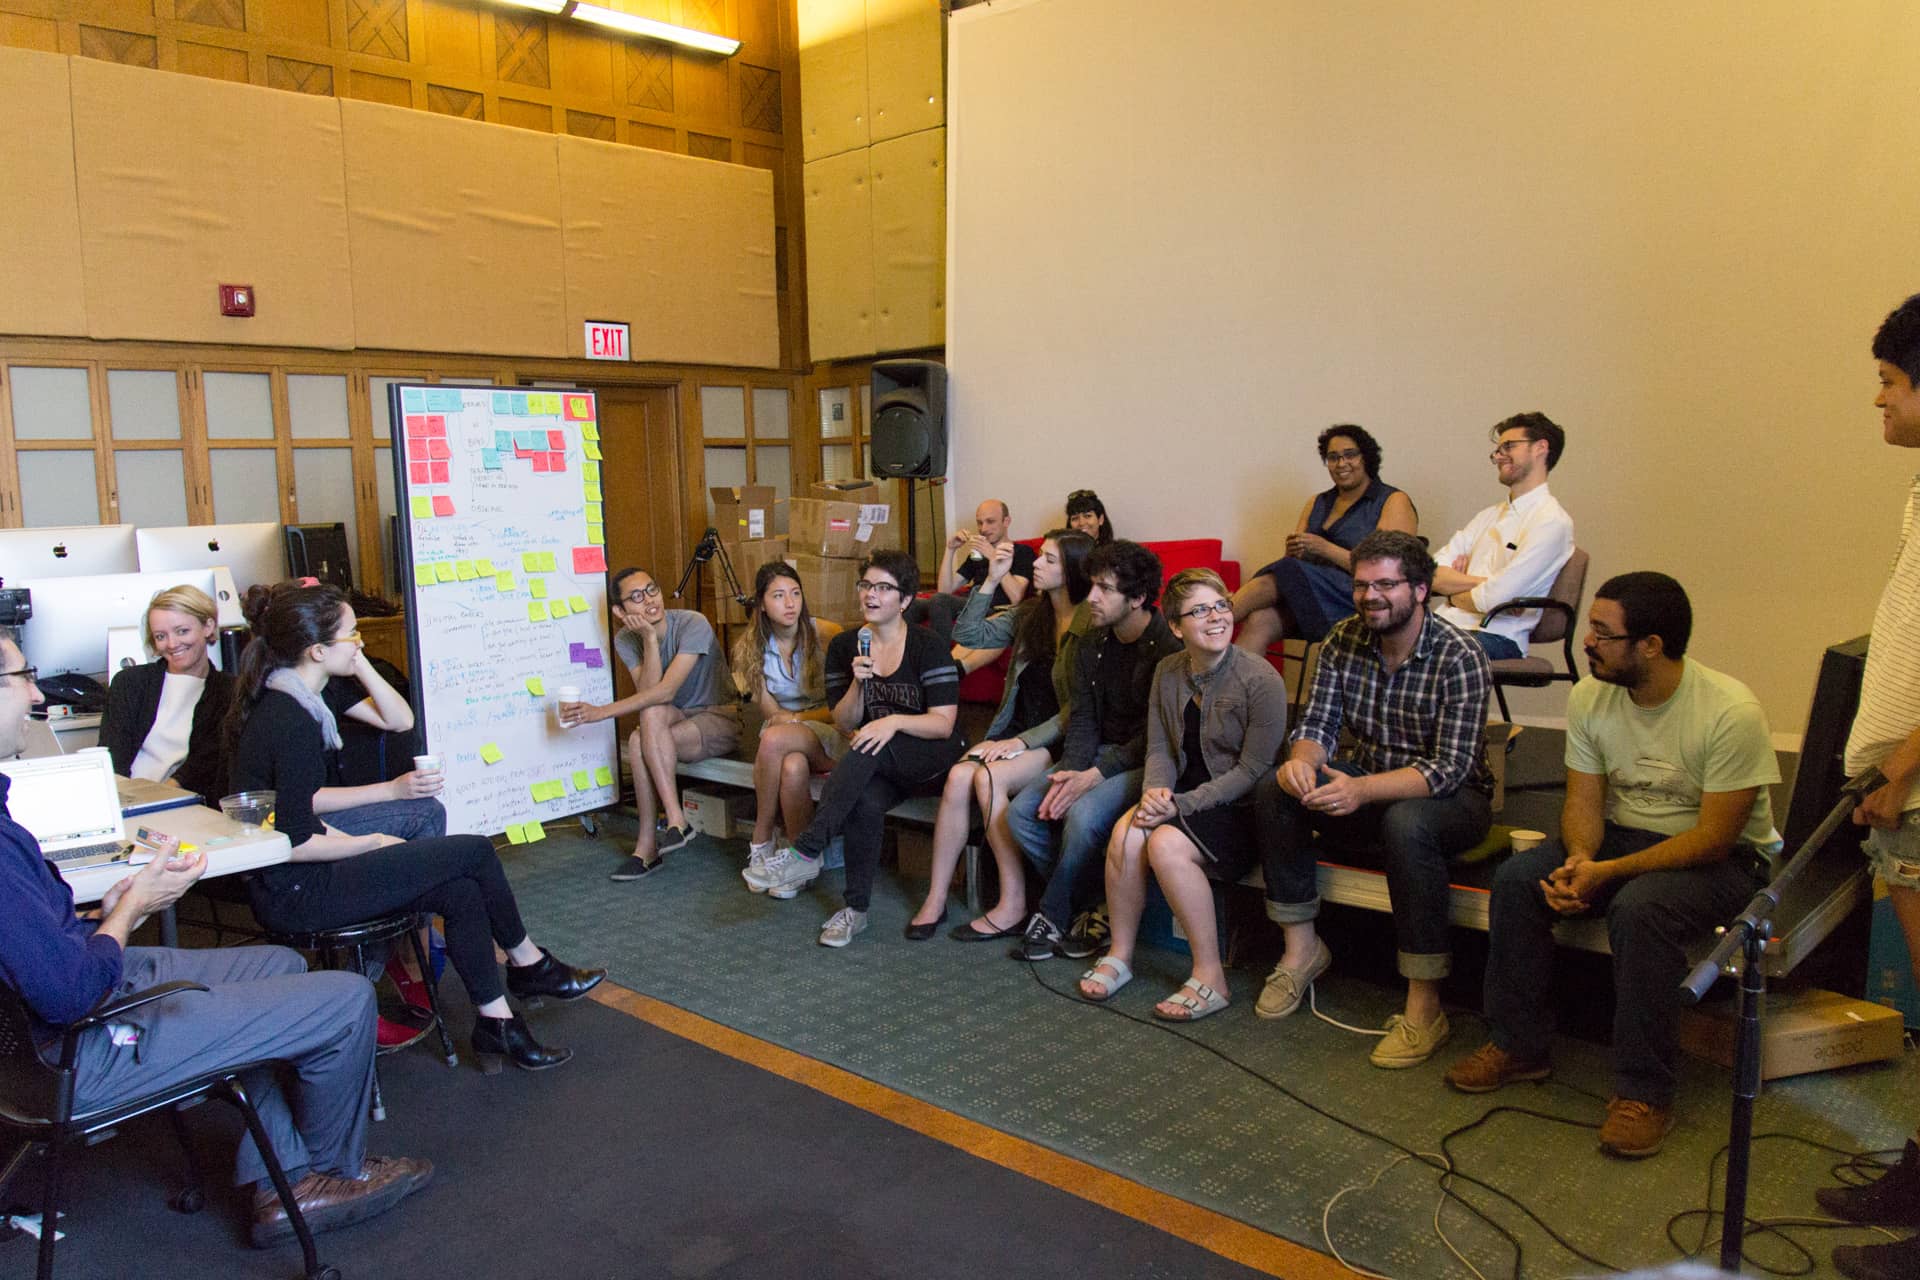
[818,907,868,948]
[744,846,821,899]
[744,841,776,892]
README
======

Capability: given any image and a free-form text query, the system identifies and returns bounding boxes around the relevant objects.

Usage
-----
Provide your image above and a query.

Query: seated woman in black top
[100,584,235,805]
[742,549,965,948]
[226,584,604,1073]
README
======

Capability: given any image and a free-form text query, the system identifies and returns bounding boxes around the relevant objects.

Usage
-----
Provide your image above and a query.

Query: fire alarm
[219,284,255,318]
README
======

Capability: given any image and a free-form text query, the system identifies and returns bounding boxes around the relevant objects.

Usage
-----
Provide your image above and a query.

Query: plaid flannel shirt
[1290,608,1494,797]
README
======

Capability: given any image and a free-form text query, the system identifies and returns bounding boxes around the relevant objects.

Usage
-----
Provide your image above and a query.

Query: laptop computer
[0,747,132,868]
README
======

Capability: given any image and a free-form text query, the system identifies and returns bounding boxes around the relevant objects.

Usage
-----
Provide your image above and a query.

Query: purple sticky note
[568,642,586,663]
[584,648,604,669]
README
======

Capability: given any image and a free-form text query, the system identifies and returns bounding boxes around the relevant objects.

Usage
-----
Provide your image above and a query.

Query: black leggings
[250,835,530,1007]
[794,732,964,911]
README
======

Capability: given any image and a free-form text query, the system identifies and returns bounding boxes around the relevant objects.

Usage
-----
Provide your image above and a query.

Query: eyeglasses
[856,580,902,596]
[620,583,662,605]
[1587,629,1643,646]
[1067,489,1096,502]
[1351,578,1409,596]
[1323,449,1364,464]
[1489,439,1534,461]
[326,631,362,647]
[0,665,37,685]
[1177,599,1234,622]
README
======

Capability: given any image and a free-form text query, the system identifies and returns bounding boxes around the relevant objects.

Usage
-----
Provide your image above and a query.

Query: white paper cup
[1508,829,1547,854]
[413,754,441,773]
[555,686,582,727]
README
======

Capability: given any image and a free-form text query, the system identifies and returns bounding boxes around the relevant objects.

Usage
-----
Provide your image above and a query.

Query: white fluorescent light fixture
[569,3,741,56]
[496,0,569,13]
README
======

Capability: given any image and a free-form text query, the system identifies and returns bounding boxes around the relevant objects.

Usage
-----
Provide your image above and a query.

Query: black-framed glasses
[1489,439,1533,460]
[1351,578,1409,596]
[1177,599,1234,622]
[0,665,37,685]
[1323,448,1364,464]
[620,583,662,605]
[856,580,902,596]
[1587,629,1643,646]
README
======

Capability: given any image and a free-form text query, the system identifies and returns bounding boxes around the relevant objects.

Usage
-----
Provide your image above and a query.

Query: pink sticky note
[428,439,451,460]
[409,461,429,485]
[432,495,454,517]
[563,395,593,421]
[547,452,566,472]
[426,415,446,436]
[514,446,534,460]
[430,460,450,484]
[573,545,606,574]
[405,415,431,436]
[531,453,551,473]
[547,429,565,450]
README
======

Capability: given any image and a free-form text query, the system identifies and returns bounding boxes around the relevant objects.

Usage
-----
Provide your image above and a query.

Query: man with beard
[1444,572,1781,1160]
[1250,530,1494,1068]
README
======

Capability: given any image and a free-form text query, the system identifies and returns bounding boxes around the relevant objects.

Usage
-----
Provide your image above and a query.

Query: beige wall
[948,0,1920,740]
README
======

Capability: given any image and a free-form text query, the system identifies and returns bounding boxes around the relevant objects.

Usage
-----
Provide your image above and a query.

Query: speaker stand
[902,477,918,568]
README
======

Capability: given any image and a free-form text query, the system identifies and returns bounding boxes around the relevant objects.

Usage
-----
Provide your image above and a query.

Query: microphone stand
[672,527,750,610]
[1680,767,1884,1271]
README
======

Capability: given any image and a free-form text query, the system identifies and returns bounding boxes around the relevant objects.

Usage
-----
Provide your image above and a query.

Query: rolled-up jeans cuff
[1266,896,1319,925]
[1398,950,1450,981]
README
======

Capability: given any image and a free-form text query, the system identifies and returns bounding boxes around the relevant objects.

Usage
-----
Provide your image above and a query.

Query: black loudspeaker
[869,359,948,478]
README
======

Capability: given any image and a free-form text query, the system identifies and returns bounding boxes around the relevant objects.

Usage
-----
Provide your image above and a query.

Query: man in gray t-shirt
[557,567,740,880]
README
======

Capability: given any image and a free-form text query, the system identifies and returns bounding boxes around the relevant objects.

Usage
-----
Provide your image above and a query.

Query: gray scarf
[266,667,342,751]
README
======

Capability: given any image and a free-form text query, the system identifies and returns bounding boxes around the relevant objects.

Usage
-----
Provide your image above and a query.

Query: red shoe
[384,954,434,1013]
[377,1010,432,1054]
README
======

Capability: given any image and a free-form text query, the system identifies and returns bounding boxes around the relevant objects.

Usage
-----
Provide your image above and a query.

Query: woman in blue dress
[1231,424,1418,654]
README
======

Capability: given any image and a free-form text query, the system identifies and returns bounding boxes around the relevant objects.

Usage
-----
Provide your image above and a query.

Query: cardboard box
[708,536,789,624]
[1678,988,1904,1080]
[1867,877,1920,1028]
[787,496,895,558]
[787,553,863,626]
[710,485,776,545]
[680,786,755,839]
[813,479,885,504]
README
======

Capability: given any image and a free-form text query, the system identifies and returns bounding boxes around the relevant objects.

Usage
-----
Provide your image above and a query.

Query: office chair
[1481,547,1589,723]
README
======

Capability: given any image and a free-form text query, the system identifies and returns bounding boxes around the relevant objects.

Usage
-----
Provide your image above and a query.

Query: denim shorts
[1864,810,1920,891]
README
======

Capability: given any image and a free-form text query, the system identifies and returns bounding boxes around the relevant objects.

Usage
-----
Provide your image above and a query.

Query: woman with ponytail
[226,584,605,1073]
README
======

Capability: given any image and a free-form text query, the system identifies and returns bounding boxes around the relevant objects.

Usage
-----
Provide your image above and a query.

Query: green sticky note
[525,676,546,696]
[583,461,600,483]
[587,523,604,546]
[583,441,602,462]
[572,770,592,791]
[477,558,494,575]
[495,571,514,591]
[527,783,544,803]
[568,595,588,613]
[413,565,435,588]
[434,562,457,583]
[506,824,526,845]
[456,561,477,580]
[526,821,546,843]
[550,600,571,618]
[411,496,433,519]
[522,552,541,572]
[529,579,547,599]
[594,766,614,787]
[584,502,602,524]
[528,602,548,623]
[480,742,504,764]
[582,423,599,441]
[583,482,601,502]
[539,552,558,572]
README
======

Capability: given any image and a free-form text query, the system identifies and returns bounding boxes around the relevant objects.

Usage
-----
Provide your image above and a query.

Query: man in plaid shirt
[1251,529,1494,1068]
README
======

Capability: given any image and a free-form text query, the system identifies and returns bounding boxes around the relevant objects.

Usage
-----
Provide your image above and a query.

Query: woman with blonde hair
[732,560,843,875]
[100,584,235,804]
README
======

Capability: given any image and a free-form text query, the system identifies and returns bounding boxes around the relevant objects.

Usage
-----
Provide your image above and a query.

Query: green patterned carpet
[500,817,1919,1279]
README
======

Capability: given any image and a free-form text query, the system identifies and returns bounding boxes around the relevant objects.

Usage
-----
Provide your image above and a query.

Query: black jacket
[1058,609,1183,777]
[99,659,235,805]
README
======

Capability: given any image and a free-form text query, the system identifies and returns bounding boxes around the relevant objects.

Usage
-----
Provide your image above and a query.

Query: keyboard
[52,841,133,869]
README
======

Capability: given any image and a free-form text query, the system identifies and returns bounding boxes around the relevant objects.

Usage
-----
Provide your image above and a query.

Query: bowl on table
[218,791,276,831]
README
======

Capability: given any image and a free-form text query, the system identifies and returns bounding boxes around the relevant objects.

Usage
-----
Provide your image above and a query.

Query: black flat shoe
[903,910,949,941]
[471,1013,573,1074]
[949,915,1021,942]
[506,948,607,1005]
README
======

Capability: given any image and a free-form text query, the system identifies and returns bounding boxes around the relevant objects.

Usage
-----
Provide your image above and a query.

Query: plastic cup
[1508,829,1547,854]
[555,686,581,728]
[219,791,276,831]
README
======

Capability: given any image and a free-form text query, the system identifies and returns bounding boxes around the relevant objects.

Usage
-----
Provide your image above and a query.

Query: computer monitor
[284,522,353,592]
[16,568,221,678]
[0,525,139,580]
[136,521,284,628]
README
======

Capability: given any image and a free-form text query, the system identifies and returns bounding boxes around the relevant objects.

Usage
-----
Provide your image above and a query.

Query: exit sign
[584,319,631,361]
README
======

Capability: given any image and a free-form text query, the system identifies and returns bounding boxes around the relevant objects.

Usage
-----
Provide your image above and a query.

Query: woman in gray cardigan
[1076,568,1289,1020]
[904,530,1093,941]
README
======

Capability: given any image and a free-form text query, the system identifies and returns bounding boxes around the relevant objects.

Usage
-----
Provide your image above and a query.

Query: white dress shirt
[1431,484,1575,649]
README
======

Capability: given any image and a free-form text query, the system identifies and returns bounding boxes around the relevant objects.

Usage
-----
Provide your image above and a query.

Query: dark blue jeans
[1467,630,1524,660]
[1254,764,1492,980]
[1483,824,1764,1106]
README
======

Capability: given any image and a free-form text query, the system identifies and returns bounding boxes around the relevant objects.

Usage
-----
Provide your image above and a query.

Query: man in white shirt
[1429,412,1575,660]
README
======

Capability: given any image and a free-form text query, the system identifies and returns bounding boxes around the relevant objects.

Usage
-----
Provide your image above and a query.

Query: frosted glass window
[374,445,397,589]
[209,449,281,522]
[823,443,856,483]
[293,449,358,570]
[9,367,92,440]
[705,449,748,523]
[203,372,276,440]
[288,374,350,439]
[17,451,98,525]
[112,451,189,528]
[106,370,181,440]
[753,388,789,439]
[701,386,746,439]
[369,377,416,442]
[819,387,852,439]
[756,446,791,534]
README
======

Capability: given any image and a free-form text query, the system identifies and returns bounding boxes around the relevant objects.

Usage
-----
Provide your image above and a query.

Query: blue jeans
[1254,764,1491,979]
[1483,825,1764,1105]
[1007,767,1143,926]
[1467,630,1524,660]
[326,796,447,841]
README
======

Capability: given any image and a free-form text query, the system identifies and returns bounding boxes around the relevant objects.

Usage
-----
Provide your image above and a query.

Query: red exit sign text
[584,320,631,361]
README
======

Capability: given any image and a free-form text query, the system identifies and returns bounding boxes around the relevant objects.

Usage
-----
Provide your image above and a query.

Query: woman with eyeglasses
[1065,489,1115,544]
[905,529,1095,941]
[99,584,235,806]
[1078,568,1289,1021]
[743,549,966,949]
[1232,424,1417,656]
[227,584,604,1073]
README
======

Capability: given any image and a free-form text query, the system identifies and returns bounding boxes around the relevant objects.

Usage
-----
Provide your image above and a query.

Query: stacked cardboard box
[707,485,780,624]
[709,534,789,625]
[784,480,895,625]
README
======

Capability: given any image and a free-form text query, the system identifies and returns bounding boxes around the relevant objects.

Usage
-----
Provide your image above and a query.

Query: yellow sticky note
[529,579,547,599]
[434,562,457,583]
[587,523,604,545]
[568,595,588,613]
[522,552,541,572]
[495,571,514,591]
[594,766,614,787]
[528,602,548,623]
[413,566,435,588]
[526,821,546,843]
[572,770,592,791]
[411,496,433,519]
[526,676,546,696]
[456,561,477,580]
[583,441,602,461]
[585,502,602,524]
[480,742,504,764]
[506,824,526,845]
[582,423,599,441]
[549,600,570,618]
[583,481,601,502]
[527,783,544,803]
[583,461,600,483]
[539,552,558,572]
[477,558,494,575]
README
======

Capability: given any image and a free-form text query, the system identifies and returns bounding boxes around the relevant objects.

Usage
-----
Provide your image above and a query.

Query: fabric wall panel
[803,149,876,361]
[864,0,943,146]
[797,0,869,162]
[557,138,778,368]
[869,126,943,354]
[0,48,85,338]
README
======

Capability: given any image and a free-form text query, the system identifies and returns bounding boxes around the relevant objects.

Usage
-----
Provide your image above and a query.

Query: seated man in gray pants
[1444,573,1780,1160]
[1252,530,1494,1068]
[0,627,431,1249]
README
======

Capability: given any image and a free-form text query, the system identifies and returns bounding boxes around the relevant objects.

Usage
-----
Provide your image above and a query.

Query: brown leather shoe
[1443,1042,1552,1094]
[250,1154,434,1248]
[1598,1097,1674,1158]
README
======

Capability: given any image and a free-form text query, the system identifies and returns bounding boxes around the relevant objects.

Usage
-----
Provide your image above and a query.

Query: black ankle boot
[471,1013,573,1074]
[505,948,607,1005]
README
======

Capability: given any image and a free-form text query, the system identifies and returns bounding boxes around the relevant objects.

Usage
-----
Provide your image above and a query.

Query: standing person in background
[732,561,844,883]
[100,584,235,806]
[559,567,740,881]
[1066,489,1116,544]
[905,529,1095,941]
[1232,424,1418,656]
